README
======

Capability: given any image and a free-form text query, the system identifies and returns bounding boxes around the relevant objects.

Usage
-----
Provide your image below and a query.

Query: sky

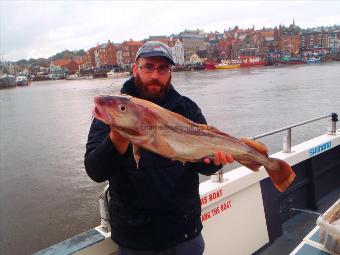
[1,0,340,61]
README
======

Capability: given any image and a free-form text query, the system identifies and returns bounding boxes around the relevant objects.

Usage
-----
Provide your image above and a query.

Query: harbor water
[0,62,340,254]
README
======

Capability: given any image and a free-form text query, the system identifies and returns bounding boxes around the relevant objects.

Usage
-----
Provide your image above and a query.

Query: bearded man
[84,41,233,255]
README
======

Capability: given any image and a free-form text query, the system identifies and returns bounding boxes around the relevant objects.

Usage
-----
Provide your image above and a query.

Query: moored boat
[203,59,217,70]
[240,56,265,67]
[306,57,321,64]
[66,73,93,80]
[279,56,306,65]
[107,70,131,78]
[0,74,16,89]
[15,76,29,86]
[215,60,241,69]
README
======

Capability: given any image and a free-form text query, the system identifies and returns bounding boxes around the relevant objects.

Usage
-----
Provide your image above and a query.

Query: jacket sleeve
[84,118,131,182]
[184,98,223,176]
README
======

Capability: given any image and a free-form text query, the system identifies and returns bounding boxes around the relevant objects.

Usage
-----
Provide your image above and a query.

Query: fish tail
[265,158,296,192]
[240,138,295,192]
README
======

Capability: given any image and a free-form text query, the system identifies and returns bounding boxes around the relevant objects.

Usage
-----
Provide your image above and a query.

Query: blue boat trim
[33,228,105,255]
[294,243,332,255]
[309,228,321,244]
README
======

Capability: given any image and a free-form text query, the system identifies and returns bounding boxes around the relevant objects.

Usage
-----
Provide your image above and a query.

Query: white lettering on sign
[200,200,232,222]
[200,189,223,205]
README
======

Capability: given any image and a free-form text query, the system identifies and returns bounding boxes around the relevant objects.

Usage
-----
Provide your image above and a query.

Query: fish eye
[119,104,127,112]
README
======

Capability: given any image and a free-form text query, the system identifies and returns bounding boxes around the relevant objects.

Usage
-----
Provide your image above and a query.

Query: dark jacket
[84,77,221,251]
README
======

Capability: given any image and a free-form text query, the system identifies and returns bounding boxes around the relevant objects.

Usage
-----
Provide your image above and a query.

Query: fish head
[93,94,156,141]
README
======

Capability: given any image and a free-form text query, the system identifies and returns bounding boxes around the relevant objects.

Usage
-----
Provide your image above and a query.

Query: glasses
[138,64,172,75]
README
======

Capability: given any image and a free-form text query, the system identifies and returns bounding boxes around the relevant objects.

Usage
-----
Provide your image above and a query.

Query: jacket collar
[120,77,183,111]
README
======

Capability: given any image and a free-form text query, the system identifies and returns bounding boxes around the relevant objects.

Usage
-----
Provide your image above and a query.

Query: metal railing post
[327,113,338,135]
[283,128,292,153]
[211,169,224,182]
[98,185,110,232]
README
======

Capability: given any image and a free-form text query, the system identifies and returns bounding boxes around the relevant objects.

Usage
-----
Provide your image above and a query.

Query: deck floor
[257,187,339,255]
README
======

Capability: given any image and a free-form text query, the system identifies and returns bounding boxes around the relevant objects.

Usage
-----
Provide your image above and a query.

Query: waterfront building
[145,35,169,44]
[93,40,118,68]
[169,38,185,65]
[83,47,96,68]
[116,49,123,66]
[328,31,340,54]
[206,32,224,60]
[300,31,330,56]
[239,32,260,57]
[275,22,301,56]
[172,29,206,63]
[121,39,143,64]
[216,39,232,60]
[50,58,80,75]
[258,28,279,54]
[189,53,202,64]
[94,49,100,68]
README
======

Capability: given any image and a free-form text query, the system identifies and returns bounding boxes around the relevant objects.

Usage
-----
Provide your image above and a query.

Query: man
[84,41,233,255]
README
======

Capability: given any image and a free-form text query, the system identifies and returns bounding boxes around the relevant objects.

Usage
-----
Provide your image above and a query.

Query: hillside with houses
[1,22,340,82]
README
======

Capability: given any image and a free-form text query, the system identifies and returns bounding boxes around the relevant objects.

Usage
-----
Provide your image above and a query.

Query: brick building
[300,31,330,56]
[121,39,143,64]
[275,23,301,56]
[172,29,206,63]
[94,40,118,67]
[83,47,96,68]
[50,59,80,74]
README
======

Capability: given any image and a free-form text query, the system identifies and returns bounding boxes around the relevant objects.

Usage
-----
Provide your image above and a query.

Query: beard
[134,73,172,103]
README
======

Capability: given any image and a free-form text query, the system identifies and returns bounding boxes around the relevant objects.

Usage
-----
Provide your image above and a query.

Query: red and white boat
[240,56,265,67]
[203,59,217,70]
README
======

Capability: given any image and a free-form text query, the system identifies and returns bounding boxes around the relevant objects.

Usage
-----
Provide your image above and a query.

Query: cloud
[1,1,340,61]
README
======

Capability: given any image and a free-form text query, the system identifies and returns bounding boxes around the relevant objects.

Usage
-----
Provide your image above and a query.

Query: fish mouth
[116,126,142,137]
[93,104,112,124]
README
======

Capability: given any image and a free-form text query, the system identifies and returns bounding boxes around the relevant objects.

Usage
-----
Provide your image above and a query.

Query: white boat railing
[211,112,338,182]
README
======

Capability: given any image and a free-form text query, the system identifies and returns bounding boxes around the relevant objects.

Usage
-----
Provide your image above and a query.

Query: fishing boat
[107,70,131,78]
[66,73,93,80]
[215,60,241,69]
[240,56,266,67]
[279,56,306,65]
[203,59,217,70]
[33,113,339,255]
[306,57,321,64]
[0,74,16,89]
[15,76,29,86]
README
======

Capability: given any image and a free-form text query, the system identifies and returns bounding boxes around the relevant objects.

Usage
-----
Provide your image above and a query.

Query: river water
[0,62,339,254]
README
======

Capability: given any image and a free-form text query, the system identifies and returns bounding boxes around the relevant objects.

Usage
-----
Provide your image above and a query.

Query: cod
[93,94,296,192]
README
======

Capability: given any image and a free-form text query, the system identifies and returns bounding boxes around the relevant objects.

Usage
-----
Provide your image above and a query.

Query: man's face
[132,57,172,102]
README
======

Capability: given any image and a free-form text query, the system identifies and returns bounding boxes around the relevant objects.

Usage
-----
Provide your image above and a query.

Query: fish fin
[237,158,262,172]
[199,124,234,138]
[265,158,296,192]
[240,138,268,157]
[133,145,141,169]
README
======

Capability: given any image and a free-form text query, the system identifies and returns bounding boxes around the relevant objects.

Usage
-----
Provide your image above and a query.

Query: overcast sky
[1,0,340,61]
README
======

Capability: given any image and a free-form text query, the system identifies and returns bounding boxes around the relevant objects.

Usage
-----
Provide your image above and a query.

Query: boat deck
[257,186,339,255]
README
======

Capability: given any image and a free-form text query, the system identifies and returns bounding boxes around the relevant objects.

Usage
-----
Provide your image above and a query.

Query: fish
[93,94,296,192]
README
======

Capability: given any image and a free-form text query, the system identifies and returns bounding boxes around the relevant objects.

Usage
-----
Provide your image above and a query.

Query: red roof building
[121,39,143,64]
[50,59,80,74]
[83,47,96,68]
[95,40,118,67]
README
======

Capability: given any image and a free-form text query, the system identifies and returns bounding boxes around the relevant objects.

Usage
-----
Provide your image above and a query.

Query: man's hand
[203,151,234,166]
[109,129,130,155]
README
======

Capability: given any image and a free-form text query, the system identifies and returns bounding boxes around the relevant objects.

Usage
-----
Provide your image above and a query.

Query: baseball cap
[135,41,175,65]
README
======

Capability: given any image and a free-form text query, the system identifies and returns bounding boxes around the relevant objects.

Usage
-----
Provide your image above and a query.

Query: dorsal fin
[240,138,268,157]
